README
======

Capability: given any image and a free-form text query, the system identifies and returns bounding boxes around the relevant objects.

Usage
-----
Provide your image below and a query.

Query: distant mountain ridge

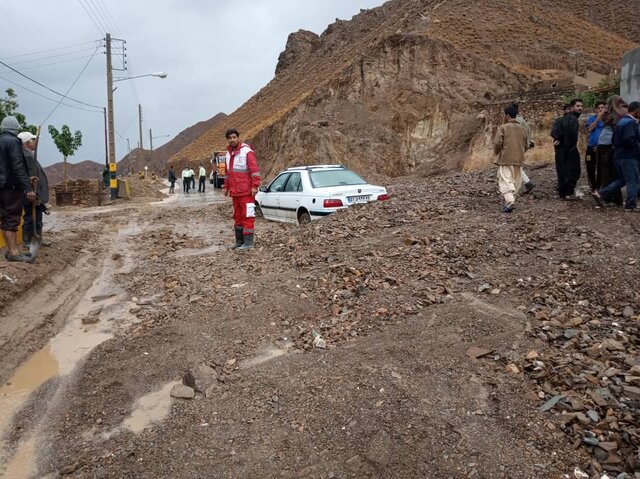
[44,160,104,186]
[168,0,638,177]
[118,112,227,174]
[43,112,228,183]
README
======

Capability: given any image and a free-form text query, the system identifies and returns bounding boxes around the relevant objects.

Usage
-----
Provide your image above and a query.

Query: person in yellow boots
[0,117,35,262]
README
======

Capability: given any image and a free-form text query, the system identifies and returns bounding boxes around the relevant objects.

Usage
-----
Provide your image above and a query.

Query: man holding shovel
[19,131,49,250]
[0,116,35,262]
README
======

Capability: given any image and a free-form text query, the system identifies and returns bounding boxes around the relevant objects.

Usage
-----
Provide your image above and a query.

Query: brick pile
[53,179,103,207]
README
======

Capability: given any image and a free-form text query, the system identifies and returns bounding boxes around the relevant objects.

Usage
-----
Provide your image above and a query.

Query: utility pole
[127,138,132,174]
[103,107,108,167]
[149,128,153,151]
[138,104,143,150]
[106,33,117,200]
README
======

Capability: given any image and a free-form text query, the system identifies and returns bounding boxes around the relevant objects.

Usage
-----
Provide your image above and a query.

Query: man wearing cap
[0,116,36,262]
[223,129,261,250]
[18,131,50,247]
[494,106,528,213]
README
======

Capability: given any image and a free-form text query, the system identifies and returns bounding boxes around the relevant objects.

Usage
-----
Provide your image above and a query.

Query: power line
[88,0,116,35]
[41,47,101,125]
[0,54,98,73]
[77,0,105,35]
[95,0,122,37]
[0,75,102,114]
[0,41,97,61]
[5,47,98,66]
[82,0,110,33]
[0,60,103,109]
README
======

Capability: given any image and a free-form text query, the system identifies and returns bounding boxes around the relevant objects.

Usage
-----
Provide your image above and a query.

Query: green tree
[0,88,37,133]
[48,124,82,189]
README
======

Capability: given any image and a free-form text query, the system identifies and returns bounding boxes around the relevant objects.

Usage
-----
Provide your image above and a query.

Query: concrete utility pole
[138,104,143,150]
[106,33,117,200]
[127,138,132,174]
[103,107,108,167]
[149,128,153,151]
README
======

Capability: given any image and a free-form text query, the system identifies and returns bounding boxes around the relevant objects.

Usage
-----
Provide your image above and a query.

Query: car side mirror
[259,185,268,192]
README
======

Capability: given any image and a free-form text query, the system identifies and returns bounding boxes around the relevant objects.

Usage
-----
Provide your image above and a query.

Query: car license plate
[348,195,370,204]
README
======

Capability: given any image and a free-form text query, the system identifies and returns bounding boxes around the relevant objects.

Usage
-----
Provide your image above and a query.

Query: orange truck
[209,151,226,188]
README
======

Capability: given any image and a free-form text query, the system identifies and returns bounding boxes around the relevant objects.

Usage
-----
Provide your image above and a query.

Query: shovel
[28,127,42,259]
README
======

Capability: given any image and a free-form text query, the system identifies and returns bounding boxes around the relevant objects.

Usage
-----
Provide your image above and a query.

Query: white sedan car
[255,165,389,224]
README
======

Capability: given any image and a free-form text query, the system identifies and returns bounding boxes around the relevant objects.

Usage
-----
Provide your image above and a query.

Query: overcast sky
[0,1,384,167]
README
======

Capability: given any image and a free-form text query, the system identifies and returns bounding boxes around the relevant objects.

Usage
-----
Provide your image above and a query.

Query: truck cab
[209,151,227,188]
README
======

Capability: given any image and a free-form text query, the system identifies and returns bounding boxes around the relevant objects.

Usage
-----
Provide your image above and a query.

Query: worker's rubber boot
[22,230,32,248]
[237,234,254,251]
[231,227,244,249]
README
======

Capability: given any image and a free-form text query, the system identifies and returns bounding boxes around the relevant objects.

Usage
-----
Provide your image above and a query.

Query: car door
[259,173,289,221]
[278,172,303,223]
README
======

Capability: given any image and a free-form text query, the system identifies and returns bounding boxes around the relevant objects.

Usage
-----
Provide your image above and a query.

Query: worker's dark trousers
[199,177,206,192]
[183,180,190,193]
[555,147,581,198]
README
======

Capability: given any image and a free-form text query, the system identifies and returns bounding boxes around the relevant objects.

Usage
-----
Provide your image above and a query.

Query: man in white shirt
[198,164,207,193]
[189,167,196,191]
[181,166,191,193]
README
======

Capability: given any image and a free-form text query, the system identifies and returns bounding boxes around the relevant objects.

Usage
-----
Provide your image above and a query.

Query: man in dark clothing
[168,165,177,194]
[552,99,583,199]
[0,116,36,262]
[19,131,49,247]
[584,100,606,191]
[592,101,640,211]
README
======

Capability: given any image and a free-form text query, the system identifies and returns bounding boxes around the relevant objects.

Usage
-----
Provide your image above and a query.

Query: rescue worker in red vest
[223,129,261,251]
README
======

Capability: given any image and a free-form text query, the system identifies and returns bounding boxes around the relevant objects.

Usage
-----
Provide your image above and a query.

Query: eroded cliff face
[252,35,525,178]
[169,0,638,179]
[275,30,320,76]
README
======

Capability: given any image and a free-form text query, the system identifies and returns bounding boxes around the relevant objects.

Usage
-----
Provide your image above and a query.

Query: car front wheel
[298,210,311,225]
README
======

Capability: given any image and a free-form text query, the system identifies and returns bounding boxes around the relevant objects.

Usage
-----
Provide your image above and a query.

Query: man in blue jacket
[0,116,36,262]
[592,101,640,211]
[583,100,606,191]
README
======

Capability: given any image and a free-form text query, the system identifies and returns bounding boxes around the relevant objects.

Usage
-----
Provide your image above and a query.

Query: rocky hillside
[119,112,227,174]
[169,0,638,179]
[44,160,104,186]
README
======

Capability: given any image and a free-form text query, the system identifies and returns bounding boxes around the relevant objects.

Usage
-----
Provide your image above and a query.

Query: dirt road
[1,168,639,478]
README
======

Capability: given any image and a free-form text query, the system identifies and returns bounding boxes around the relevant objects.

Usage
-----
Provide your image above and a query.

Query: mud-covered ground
[1,167,639,479]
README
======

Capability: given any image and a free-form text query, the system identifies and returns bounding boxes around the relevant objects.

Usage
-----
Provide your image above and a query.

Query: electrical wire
[0,54,98,74]
[77,0,106,35]
[0,60,103,109]
[82,0,110,33]
[88,0,116,35]
[40,46,101,125]
[0,41,97,61]
[96,0,122,37]
[5,47,98,66]
[0,75,102,113]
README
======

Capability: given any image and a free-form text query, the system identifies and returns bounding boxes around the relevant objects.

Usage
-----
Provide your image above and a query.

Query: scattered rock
[170,384,195,399]
[466,346,493,359]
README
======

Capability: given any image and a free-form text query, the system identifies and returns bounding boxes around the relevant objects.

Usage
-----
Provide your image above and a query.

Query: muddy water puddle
[0,231,138,478]
[240,342,294,370]
[152,187,226,207]
[121,381,178,434]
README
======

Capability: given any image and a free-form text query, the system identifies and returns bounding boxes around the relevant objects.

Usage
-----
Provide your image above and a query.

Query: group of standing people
[169,164,208,194]
[0,116,49,263]
[494,95,640,213]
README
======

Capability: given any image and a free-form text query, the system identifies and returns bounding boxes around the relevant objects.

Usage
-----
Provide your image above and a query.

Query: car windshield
[309,170,367,188]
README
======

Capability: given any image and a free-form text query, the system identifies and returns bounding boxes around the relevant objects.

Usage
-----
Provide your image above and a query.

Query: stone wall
[465,83,588,170]
[53,179,103,207]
